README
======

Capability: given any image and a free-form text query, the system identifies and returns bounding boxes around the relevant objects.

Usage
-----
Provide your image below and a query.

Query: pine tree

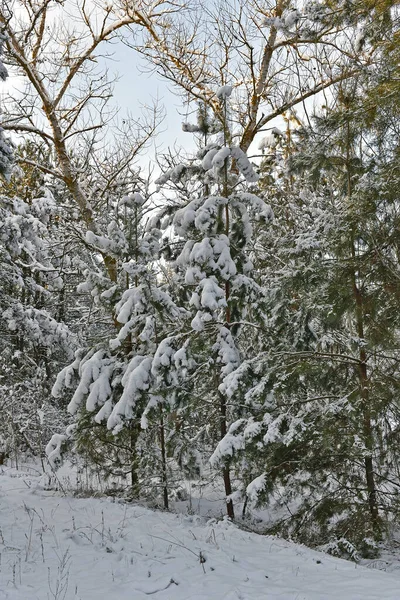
[0,184,74,463]
[49,189,183,502]
[146,88,273,518]
[215,75,400,553]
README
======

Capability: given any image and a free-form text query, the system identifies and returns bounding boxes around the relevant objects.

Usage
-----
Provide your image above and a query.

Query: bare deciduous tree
[129,0,379,151]
[0,0,181,278]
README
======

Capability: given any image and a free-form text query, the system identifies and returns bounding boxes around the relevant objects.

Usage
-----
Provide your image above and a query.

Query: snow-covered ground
[1,466,400,599]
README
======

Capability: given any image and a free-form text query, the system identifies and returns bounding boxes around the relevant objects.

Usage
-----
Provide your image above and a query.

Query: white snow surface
[215,85,233,100]
[1,466,400,599]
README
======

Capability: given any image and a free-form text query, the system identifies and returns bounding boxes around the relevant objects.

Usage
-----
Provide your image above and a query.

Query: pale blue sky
[106,41,196,165]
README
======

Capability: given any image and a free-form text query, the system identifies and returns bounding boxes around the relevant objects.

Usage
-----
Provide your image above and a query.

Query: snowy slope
[1,467,400,600]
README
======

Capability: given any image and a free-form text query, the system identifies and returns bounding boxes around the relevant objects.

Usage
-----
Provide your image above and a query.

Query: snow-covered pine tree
[0,183,74,463]
[49,189,183,501]
[0,33,75,463]
[212,75,400,554]
[278,86,400,548]
[147,89,273,518]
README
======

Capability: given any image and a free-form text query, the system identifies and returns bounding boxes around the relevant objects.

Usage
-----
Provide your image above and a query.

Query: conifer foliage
[152,89,273,517]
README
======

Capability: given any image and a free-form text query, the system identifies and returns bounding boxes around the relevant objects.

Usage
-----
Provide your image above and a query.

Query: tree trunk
[159,407,169,510]
[218,111,235,520]
[129,423,139,497]
[220,390,234,519]
[352,275,380,532]
[346,115,379,534]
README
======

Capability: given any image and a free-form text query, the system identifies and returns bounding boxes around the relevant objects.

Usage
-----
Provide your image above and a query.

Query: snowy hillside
[1,467,400,600]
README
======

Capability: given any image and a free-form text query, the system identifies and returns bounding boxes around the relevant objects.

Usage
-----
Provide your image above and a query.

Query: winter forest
[1,0,400,590]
